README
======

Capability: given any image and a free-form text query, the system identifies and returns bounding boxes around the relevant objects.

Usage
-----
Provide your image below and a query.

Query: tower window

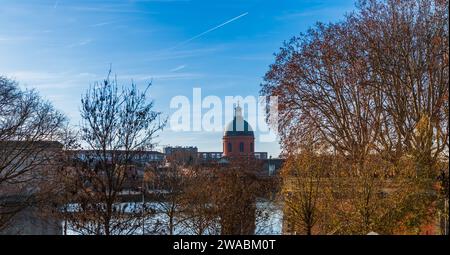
[228,142,232,152]
[239,142,244,152]
[250,143,254,152]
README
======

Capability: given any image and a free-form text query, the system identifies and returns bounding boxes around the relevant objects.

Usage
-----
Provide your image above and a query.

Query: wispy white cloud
[140,47,221,62]
[5,71,100,90]
[120,72,202,81]
[277,6,354,20]
[70,6,156,14]
[66,39,93,48]
[6,70,201,90]
[0,36,32,43]
[170,65,186,72]
[90,21,116,27]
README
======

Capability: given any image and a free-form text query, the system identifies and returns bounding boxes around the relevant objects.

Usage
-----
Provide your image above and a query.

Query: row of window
[76,153,163,161]
[226,142,254,152]
[201,153,223,159]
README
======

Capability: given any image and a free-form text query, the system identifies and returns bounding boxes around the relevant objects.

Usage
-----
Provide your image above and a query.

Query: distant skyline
[0,0,356,157]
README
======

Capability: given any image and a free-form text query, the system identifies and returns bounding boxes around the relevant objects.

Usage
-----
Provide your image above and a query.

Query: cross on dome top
[235,102,243,118]
[224,102,253,136]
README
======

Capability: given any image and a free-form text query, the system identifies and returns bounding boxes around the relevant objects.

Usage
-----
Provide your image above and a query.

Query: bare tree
[210,158,271,235]
[146,151,191,235]
[180,163,220,235]
[63,70,166,235]
[357,0,449,166]
[0,76,67,232]
[355,0,449,233]
[171,158,276,235]
[281,147,330,235]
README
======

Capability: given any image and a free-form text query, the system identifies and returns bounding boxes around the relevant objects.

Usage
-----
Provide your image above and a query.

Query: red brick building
[223,105,255,157]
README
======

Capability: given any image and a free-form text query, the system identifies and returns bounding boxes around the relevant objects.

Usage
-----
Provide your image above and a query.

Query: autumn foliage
[262,0,449,234]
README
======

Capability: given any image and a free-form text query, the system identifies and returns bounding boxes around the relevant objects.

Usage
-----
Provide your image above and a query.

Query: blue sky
[0,0,356,157]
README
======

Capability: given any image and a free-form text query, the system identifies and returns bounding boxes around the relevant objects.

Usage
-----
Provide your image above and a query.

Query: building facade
[223,105,255,157]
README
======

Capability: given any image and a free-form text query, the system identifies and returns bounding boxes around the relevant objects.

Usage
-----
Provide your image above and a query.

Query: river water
[64,201,283,235]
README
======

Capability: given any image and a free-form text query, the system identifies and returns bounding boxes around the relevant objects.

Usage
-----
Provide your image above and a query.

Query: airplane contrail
[172,12,249,49]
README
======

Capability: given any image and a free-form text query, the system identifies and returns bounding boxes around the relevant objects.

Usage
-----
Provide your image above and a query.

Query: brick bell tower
[223,104,255,157]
